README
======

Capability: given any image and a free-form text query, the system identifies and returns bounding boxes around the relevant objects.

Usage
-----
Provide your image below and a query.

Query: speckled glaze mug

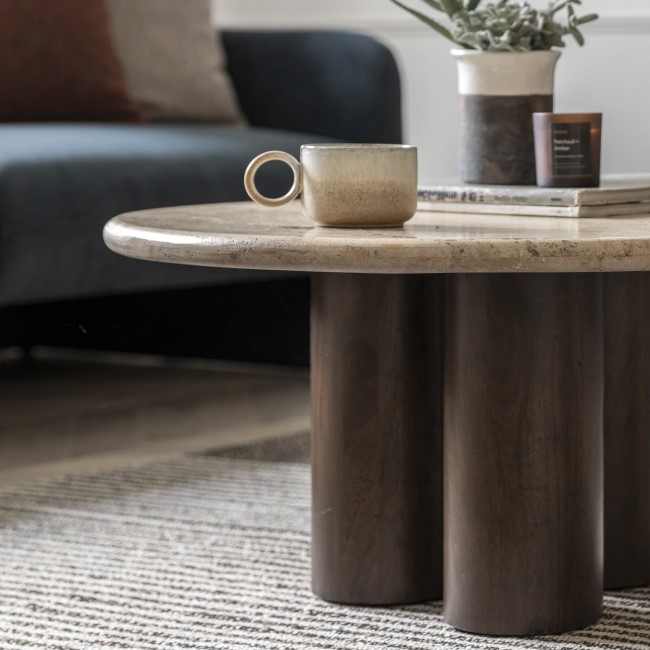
[244,144,418,228]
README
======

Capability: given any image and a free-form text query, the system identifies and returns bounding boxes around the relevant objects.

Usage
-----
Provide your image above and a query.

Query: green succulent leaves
[389,0,467,44]
[388,0,598,51]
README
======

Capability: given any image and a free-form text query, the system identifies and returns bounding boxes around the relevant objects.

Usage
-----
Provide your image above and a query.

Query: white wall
[216,1,650,182]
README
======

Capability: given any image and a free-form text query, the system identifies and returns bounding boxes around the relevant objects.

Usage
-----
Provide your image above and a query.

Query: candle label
[550,122,592,176]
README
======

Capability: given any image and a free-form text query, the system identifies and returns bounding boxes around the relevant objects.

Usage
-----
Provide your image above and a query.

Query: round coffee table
[104,202,650,636]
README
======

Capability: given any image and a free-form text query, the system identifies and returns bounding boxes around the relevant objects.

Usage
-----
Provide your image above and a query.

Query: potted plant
[389,0,599,185]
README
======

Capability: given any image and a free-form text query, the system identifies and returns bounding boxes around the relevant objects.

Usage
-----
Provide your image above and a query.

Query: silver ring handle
[244,151,302,207]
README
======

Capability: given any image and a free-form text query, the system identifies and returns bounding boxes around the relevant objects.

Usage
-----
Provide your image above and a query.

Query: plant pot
[452,49,561,185]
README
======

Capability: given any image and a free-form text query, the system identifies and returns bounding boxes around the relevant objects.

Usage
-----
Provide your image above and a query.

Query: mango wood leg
[310,273,443,605]
[444,273,603,635]
[604,272,650,589]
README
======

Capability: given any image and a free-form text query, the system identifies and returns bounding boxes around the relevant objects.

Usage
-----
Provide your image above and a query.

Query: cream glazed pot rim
[451,48,561,97]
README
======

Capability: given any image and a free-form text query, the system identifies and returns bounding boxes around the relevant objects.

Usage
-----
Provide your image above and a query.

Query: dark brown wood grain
[444,273,603,635]
[310,273,443,605]
[604,272,650,589]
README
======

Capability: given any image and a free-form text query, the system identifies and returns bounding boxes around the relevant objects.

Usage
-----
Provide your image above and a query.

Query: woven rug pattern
[1,448,649,648]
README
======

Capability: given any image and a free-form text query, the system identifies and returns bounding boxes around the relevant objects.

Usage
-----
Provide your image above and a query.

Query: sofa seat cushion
[0,124,335,306]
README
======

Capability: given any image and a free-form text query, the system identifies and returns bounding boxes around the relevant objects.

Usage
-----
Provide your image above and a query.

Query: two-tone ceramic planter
[452,49,561,185]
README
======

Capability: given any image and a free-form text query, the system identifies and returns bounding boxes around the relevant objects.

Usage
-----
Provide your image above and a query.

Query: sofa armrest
[221,30,402,144]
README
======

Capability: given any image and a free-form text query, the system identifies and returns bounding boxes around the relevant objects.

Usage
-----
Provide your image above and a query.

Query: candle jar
[533,113,602,187]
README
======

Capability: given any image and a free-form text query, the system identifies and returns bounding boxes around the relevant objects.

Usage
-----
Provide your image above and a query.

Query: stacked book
[417,174,650,218]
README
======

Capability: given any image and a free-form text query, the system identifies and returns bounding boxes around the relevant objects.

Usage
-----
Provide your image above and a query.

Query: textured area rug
[1,433,649,649]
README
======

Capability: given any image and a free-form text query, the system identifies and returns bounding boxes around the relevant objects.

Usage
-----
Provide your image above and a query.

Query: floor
[0,346,310,486]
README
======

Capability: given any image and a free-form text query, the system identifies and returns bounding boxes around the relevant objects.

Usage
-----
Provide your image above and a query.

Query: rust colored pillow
[0,0,143,122]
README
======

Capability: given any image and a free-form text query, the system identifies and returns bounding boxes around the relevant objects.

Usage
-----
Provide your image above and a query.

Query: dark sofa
[0,31,402,364]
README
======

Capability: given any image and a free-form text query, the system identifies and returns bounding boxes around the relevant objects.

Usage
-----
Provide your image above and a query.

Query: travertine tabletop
[103,201,650,274]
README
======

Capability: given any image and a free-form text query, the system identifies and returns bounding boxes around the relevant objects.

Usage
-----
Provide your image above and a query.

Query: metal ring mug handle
[244,151,302,207]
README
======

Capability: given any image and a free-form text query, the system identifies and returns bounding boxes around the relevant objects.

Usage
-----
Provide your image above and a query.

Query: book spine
[416,200,580,217]
[418,186,577,207]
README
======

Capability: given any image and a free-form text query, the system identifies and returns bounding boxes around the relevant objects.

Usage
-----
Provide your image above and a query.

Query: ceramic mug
[244,144,418,227]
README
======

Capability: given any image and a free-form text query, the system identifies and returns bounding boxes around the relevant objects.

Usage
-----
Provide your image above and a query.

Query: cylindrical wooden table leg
[604,272,650,589]
[311,273,443,605]
[444,273,603,635]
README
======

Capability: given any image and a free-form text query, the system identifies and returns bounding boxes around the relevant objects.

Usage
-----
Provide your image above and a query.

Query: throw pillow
[0,0,144,122]
[106,0,244,123]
